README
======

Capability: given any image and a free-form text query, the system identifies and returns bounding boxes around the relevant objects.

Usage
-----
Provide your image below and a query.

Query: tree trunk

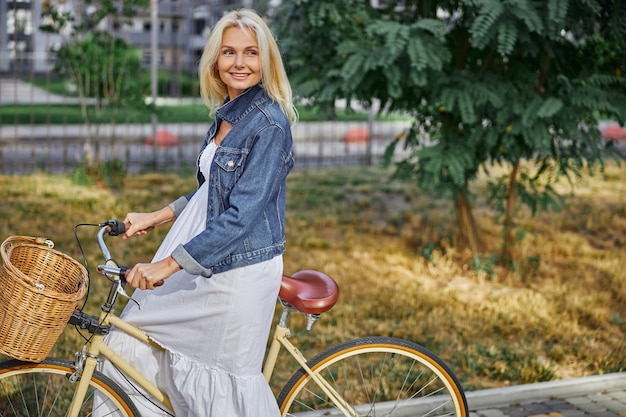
[455,190,483,254]
[501,160,521,266]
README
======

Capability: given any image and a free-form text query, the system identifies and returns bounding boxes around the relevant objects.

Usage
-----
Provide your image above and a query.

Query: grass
[0,103,409,125]
[0,104,209,125]
[0,162,624,394]
[0,104,410,125]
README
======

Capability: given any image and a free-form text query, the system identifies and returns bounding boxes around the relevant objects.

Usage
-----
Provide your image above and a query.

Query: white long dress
[96,141,283,417]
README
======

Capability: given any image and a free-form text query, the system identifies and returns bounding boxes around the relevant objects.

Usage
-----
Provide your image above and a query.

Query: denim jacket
[168,84,295,278]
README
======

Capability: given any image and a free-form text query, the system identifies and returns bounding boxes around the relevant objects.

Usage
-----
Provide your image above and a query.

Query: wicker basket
[0,236,88,362]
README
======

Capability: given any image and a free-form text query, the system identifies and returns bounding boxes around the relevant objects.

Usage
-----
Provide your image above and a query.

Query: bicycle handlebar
[97,264,128,279]
[93,219,136,306]
[94,219,163,307]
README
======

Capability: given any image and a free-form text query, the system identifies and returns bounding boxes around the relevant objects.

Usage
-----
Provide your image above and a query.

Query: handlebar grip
[105,219,126,236]
[98,264,126,278]
[119,266,128,285]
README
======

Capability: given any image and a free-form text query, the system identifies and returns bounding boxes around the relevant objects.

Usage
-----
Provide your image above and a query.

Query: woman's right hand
[123,206,176,240]
[123,212,156,239]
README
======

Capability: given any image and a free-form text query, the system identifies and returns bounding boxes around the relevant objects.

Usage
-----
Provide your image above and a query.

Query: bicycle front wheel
[0,357,140,417]
[277,336,467,417]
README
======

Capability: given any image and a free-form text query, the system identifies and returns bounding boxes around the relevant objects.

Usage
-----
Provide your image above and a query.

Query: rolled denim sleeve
[171,243,213,277]
[168,196,190,218]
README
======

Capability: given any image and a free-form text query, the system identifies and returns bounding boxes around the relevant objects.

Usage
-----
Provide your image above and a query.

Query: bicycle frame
[64,223,356,417]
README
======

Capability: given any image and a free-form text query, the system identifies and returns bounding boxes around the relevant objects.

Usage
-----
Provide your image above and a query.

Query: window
[194,18,204,35]
[142,50,164,66]
[7,8,33,36]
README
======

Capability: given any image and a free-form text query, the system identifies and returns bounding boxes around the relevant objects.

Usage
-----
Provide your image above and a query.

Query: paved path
[466,373,626,417]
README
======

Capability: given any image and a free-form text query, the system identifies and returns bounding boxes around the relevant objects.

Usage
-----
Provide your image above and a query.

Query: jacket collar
[215,84,269,126]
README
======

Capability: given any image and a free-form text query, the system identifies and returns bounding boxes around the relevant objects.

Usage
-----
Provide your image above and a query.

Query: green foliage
[71,159,127,189]
[53,32,147,108]
[274,0,626,261]
[470,253,499,280]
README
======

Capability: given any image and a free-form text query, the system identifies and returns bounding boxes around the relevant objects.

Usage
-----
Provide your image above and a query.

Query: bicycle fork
[67,349,100,417]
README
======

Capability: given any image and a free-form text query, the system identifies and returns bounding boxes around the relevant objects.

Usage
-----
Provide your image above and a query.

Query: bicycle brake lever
[116,283,141,309]
[115,266,141,309]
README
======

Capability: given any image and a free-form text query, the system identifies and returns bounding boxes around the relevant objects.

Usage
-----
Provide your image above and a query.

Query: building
[0,0,258,76]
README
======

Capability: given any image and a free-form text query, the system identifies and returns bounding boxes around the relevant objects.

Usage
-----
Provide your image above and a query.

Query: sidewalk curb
[466,372,626,410]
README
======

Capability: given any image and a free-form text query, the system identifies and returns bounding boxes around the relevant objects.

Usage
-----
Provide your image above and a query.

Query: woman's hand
[123,212,156,239]
[125,256,182,290]
[123,207,176,240]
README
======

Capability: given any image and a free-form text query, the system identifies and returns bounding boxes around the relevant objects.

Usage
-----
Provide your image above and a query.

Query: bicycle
[0,220,468,417]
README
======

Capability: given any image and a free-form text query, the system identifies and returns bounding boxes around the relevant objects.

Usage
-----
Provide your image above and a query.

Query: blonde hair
[198,9,297,125]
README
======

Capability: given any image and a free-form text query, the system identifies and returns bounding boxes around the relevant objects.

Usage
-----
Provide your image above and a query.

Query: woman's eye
[222,50,234,55]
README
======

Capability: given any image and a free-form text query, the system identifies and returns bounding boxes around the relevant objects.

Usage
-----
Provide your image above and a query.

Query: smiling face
[216,26,262,100]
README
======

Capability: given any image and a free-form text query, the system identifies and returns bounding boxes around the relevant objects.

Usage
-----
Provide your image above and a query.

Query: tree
[51,32,145,122]
[274,0,626,266]
[40,0,149,147]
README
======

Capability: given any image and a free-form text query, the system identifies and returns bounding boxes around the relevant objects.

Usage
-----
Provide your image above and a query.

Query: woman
[97,9,296,417]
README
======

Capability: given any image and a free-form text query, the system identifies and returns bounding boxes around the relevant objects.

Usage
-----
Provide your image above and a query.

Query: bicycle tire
[0,357,140,417]
[277,336,468,417]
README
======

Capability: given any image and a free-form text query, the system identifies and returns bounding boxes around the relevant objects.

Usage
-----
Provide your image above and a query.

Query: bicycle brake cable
[73,223,101,311]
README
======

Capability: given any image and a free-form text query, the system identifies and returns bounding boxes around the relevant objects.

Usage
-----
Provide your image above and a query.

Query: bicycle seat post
[278,299,296,329]
[306,314,321,331]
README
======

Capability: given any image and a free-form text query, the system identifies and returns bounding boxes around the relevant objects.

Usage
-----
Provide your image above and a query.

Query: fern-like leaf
[457,90,478,124]
[496,19,518,55]
[536,97,564,119]
[507,0,544,33]
[341,53,366,85]
[470,0,504,49]
[521,97,544,126]
[547,0,569,27]
[586,74,626,88]
[407,36,429,71]
[440,88,458,112]
[366,20,409,58]
[446,148,473,187]
[412,18,450,41]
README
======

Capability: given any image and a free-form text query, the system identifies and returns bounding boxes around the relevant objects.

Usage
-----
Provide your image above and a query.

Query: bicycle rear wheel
[0,357,140,417]
[277,336,467,417]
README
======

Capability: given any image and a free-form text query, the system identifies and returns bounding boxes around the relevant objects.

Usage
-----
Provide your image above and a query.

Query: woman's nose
[235,54,244,67]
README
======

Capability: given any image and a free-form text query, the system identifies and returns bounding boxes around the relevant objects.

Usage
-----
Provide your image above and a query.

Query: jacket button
[227,159,234,167]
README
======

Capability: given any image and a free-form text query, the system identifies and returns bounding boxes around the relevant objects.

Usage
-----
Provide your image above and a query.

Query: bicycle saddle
[279,270,339,314]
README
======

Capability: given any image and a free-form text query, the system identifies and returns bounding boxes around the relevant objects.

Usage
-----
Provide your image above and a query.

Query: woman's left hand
[125,256,182,290]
